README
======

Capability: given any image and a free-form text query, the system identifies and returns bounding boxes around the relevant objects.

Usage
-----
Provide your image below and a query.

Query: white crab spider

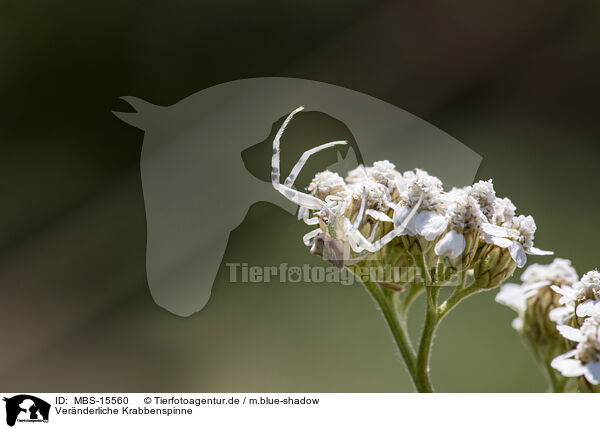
[271,106,422,268]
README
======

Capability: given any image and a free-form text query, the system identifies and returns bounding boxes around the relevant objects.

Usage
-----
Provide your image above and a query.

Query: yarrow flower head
[394,169,448,242]
[271,106,553,281]
[492,197,516,226]
[302,162,554,286]
[551,269,600,323]
[497,261,600,391]
[404,168,444,213]
[481,214,552,268]
[552,315,600,385]
[307,171,350,201]
[496,258,578,332]
[363,160,404,193]
[548,271,600,390]
[470,179,496,221]
[434,192,483,259]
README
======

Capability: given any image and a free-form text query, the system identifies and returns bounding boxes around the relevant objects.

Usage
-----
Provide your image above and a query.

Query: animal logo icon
[3,395,50,427]
[114,77,481,317]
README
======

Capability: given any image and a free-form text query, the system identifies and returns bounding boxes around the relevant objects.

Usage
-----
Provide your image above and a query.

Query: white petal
[575,300,597,318]
[509,242,527,268]
[558,297,573,306]
[366,209,393,223]
[549,306,573,324]
[588,302,600,318]
[495,283,527,312]
[484,235,513,248]
[522,280,551,294]
[584,361,600,385]
[384,200,396,210]
[553,286,577,306]
[415,211,449,241]
[527,246,554,256]
[551,353,585,377]
[556,325,585,342]
[556,349,578,359]
[508,241,527,268]
[550,285,567,296]
[480,223,508,237]
[434,230,466,259]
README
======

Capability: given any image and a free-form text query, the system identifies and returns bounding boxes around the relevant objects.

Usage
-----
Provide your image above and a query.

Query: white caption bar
[0,393,592,429]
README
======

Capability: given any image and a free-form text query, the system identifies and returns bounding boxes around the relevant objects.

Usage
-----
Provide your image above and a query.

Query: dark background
[1,0,599,391]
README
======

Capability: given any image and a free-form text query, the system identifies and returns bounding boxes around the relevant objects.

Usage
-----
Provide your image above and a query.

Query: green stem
[399,283,424,323]
[416,253,432,285]
[456,268,468,291]
[349,268,428,391]
[438,282,483,320]
[414,278,485,392]
[353,265,490,393]
[415,285,439,392]
[363,280,418,379]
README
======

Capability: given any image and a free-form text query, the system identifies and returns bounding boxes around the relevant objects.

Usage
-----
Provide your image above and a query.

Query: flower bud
[522,284,564,347]
[472,243,517,290]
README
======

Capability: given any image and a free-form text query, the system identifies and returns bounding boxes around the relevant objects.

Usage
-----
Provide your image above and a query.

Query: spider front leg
[283,140,348,188]
[271,106,348,210]
[303,228,321,245]
[352,188,367,230]
[298,206,319,225]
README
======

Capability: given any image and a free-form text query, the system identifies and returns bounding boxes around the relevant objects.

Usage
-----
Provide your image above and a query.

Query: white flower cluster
[307,163,551,267]
[551,270,600,385]
[307,170,350,201]
[496,261,600,385]
[496,258,578,330]
[552,313,600,385]
[551,270,600,323]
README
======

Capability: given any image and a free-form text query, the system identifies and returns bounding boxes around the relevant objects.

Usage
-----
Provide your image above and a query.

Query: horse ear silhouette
[112,96,162,130]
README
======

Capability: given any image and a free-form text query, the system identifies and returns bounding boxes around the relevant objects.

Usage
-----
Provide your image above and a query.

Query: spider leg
[347,192,424,253]
[347,226,378,252]
[271,106,324,210]
[272,106,303,187]
[299,206,319,225]
[344,251,371,265]
[366,192,424,251]
[345,189,387,252]
[303,228,321,246]
[366,209,393,223]
[343,217,370,253]
[352,187,367,230]
[274,184,324,210]
[368,221,381,241]
[283,140,348,187]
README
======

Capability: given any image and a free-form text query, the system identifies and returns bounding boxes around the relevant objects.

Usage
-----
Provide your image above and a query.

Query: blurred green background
[1,0,600,392]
